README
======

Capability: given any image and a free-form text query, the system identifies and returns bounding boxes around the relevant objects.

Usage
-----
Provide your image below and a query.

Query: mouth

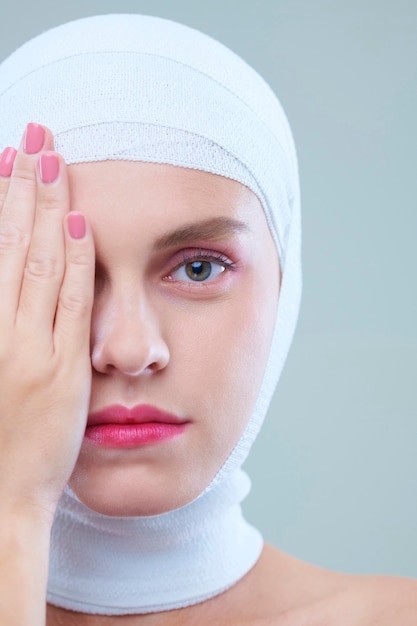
[85,404,191,448]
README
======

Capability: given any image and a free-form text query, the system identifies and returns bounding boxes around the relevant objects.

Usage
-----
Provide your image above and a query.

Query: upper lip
[87,404,188,427]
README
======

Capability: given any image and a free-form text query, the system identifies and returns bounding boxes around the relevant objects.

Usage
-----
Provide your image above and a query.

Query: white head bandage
[0,14,301,614]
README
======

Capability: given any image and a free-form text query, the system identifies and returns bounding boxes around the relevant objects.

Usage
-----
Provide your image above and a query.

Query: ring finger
[0,124,53,324]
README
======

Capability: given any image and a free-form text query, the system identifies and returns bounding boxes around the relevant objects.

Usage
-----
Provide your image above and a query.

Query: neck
[47,469,262,615]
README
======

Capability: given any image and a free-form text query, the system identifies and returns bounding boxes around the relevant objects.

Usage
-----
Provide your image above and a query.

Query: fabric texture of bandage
[0,14,302,614]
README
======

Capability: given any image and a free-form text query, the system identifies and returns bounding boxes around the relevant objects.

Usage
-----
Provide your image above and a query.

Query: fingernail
[39,152,59,183]
[0,147,17,177]
[24,123,45,154]
[68,212,86,239]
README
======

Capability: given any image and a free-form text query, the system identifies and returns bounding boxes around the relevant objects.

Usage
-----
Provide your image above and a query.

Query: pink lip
[85,404,190,448]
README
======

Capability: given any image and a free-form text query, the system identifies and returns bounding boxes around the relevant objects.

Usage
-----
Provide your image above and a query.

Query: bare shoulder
[252,543,417,626]
[306,572,417,626]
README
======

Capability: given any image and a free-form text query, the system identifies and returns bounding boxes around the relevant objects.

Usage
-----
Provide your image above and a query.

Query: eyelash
[166,249,237,284]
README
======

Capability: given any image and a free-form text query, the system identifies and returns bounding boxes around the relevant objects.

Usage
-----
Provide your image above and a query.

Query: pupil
[186,261,212,281]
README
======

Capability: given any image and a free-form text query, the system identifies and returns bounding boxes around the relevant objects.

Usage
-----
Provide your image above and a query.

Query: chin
[68,463,206,517]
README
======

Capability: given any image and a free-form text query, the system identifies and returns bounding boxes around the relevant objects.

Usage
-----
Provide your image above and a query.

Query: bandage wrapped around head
[0,14,301,614]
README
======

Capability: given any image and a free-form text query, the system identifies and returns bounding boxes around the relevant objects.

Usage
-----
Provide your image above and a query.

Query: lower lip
[84,423,189,447]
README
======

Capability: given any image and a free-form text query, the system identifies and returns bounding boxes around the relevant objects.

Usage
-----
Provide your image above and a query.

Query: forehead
[67,160,269,235]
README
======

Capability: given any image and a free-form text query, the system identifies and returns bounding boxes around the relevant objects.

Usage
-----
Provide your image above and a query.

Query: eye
[171,258,226,282]
[166,249,236,285]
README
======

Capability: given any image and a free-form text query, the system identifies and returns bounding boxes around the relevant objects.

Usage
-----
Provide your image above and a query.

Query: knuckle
[67,251,91,268]
[11,162,36,186]
[24,253,61,280]
[0,336,54,385]
[38,192,61,212]
[0,181,9,207]
[17,362,52,390]
[0,220,29,251]
[59,287,89,316]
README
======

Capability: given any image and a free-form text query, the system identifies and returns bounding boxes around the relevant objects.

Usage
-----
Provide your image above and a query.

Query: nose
[91,292,170,377]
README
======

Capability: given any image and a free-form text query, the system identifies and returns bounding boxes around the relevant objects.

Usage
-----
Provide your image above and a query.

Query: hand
[0,124,95,521]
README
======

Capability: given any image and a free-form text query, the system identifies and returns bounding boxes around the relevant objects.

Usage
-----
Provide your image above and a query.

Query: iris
[185,260,212,281]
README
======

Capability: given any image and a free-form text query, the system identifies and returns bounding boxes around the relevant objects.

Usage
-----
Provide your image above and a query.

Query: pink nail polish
[39,152,59,183]
[0,147,17,177]
[24,123,45,154]
[68,212,86,239]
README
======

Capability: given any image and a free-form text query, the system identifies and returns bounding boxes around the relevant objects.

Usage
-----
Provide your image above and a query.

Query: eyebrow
[154,216,250,249]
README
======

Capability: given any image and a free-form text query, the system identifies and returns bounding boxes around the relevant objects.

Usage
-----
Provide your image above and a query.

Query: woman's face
[67,161,279,516]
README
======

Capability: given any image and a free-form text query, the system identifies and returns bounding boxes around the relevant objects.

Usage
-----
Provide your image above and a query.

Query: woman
[0,13,415,625]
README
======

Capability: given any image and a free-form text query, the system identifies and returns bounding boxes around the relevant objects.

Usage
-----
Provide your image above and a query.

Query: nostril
[89,295,170,376]
[90,329,170,377]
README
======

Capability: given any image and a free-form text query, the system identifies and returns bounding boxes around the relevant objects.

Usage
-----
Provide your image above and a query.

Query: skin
[1,126,416,626]
[67,157,279,517]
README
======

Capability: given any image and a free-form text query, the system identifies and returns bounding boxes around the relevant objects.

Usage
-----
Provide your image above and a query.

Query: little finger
[0,147,17,210]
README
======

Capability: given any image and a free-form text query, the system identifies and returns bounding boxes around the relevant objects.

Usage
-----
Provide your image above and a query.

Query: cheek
[169,269,278,439]
[218,295,277,419]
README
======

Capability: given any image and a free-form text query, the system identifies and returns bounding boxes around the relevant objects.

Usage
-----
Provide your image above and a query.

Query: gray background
[1,1,416,577]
